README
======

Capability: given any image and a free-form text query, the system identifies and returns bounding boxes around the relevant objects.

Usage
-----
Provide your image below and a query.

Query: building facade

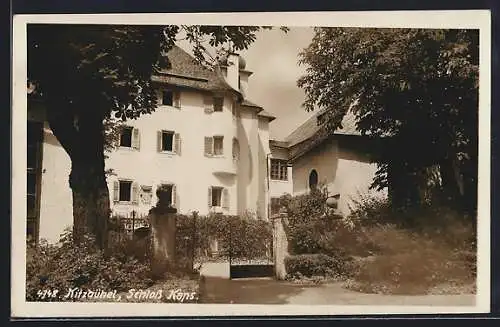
[27,46,276,244]
[26,46,386,245]
[267,111,387,216]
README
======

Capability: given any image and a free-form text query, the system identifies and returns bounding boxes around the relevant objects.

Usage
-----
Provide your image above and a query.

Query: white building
[267,110,388,216]
[27,46,276,244]
[26,45,385,245]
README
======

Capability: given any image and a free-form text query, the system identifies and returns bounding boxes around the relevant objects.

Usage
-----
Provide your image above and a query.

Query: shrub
[343,196,477,295]
[281,190,476,293]
[175,213,272,262]
[285,254,352,279]
[26,229,155,302]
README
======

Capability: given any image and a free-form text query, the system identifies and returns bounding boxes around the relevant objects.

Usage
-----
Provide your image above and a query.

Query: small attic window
[162,90,173,106]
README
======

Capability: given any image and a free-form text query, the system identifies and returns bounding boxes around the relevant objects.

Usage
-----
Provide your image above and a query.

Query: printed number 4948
[37,289,59,300]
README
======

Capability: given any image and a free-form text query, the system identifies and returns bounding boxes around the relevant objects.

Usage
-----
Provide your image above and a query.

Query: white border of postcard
[11,10,491,317]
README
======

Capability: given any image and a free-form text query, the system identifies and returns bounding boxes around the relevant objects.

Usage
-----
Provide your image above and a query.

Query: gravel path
[199,262,475,306]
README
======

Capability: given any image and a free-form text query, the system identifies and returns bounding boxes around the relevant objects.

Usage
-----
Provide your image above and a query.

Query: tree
[297,28,479,213]
[28,24,282,248]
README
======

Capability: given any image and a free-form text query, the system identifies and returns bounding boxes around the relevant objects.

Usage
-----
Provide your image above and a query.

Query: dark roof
[277,110,362,161]
[241,99,263,109]
[285,110,360,147]
[257,109,276,122]
[270,139,289,148]
[152,46,240,95]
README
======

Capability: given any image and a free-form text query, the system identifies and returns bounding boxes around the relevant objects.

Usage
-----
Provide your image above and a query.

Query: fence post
[149,205,178,275]
[131,210,136,236]
[191,211,198,271]
[273,207,289,280]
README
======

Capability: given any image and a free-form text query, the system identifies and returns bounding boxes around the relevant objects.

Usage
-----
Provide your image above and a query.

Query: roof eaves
[257,109,276,122]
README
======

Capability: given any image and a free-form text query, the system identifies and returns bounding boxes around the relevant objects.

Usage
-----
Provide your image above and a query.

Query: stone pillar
[149,205,177,275]
[272,208,289,280]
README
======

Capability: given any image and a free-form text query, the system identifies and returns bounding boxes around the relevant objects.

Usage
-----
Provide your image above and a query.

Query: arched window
[309,169,318,191]
[232,138,240,161]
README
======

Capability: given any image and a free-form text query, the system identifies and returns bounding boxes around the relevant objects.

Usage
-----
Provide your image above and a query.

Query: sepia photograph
[11,11,491,317]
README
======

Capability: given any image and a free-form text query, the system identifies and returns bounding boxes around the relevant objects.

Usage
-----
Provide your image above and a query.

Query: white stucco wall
[38,123,73,243]
[106,89,242,217]
[292,139,387,216]
[236,107,261,217]
[257,118,271,219]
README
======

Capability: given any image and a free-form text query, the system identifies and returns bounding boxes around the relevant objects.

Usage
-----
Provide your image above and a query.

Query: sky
[178,27,316,141]
[238,27,316,140]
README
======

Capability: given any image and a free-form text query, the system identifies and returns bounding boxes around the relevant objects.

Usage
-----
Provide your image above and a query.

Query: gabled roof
[152,46,240,95]
[273,109,362,162]
[285,109,360,147]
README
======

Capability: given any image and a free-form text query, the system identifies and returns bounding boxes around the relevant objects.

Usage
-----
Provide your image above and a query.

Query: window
[213,136,224,156]
[232,138,240,161]
[119,127,140,149]
[162,89,173,106]
[161,131,174,152]
[213,97,223,112]
[270,159,288,181]
[160,89,181,108]
[309,169,319,191]
[120,126,133,147]
[27,121,43,243]
[204,136,224,156]
[119,180,132,202]
[158,131,181,154]
[208,186,229,209]
[231,100,237,118]
[211,187,222,207]
[157,183,176,207]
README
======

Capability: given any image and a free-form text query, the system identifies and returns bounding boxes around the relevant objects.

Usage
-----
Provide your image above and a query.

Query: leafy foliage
[344,195,476,295]
[279,188,353,257]
[297,28,479,210]
[285,254,352,279]
[26,229,155,302]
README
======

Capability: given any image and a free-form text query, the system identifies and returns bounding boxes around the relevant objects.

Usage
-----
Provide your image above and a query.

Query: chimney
[225,52,240,91]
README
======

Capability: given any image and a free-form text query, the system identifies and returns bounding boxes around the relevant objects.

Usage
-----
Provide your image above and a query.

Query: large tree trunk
[69,112,110,249]
[439,157,464,209]
[387,161,421,211]
[47,98,110,249]
[69,157,110,249]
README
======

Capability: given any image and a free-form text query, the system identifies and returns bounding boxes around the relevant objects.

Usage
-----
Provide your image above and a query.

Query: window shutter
[208,187,212,208]
[173,91,181,109]
[172,184,177,208]
[157,131,162,152]
[131,182,139,204]
[174,133,181,155]
[222,188,229,209]
[156,89,162,105]
[204,95,214,114]
[113,180,119,202]
[204,137,213,156]
[132,128,140,150]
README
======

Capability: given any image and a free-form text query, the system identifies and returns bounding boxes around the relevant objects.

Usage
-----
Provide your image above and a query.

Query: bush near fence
[277,189,476,294]
[175,212,273,263]
[26,229,156,302]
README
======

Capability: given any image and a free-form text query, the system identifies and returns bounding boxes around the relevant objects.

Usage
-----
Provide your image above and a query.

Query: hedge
[284,254,352,278]
[175,212,273,262]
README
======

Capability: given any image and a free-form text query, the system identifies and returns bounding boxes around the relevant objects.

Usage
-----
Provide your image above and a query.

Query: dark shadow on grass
[199,277,306,304]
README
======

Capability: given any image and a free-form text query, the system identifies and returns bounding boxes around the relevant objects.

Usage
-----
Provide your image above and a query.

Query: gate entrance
[228,237,274,279]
